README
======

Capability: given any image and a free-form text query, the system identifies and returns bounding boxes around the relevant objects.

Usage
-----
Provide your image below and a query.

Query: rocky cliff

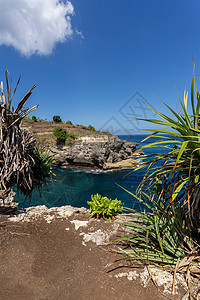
[51,135,143,169]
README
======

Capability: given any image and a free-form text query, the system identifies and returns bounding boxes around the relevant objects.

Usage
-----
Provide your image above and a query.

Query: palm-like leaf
[135,67,200,231]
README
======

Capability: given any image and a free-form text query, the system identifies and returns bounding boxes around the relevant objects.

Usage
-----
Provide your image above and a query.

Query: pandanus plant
[117,69,200,296]
[134,67,200,233]
[0,71,52,210]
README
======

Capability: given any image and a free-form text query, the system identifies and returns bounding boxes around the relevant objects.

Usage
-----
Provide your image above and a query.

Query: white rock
[70,220,89,230]
[80,229,110,246]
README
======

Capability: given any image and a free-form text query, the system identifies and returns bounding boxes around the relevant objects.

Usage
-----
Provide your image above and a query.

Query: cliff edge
[51,134,143,169]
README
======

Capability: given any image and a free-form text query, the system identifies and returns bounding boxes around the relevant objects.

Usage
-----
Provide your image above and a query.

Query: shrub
[67,132,76,140]
[53,127,67,140]
[53,127,76,141]
[32,115,37,122]
[118,188,200,274]
[116,67,200,295]
[88,124,95,131]
[87,193,123,219]
[53,115,62,123]
[101,131,111,135]
[32,147,55,187]
[134,67,200,232]
[76,124,87,129]
[66,120,73,125]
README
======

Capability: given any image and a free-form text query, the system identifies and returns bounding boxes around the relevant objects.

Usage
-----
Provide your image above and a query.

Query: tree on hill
[53,115,62,123]
[53,127,67,141]
[32,115,37,122]
[88,124,95,131]
[66,120,73,125]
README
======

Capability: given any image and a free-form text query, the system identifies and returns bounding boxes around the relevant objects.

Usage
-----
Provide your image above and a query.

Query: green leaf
[173,140,189,170]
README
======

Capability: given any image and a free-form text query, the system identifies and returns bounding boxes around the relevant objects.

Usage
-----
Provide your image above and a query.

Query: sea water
[15,135,167,210]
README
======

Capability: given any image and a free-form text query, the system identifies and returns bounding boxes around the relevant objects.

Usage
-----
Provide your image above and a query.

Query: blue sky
[0,0,199,135]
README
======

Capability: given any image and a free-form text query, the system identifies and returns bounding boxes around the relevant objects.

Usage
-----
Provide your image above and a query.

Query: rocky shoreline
[0,134,143,212]
[51,134,143,169]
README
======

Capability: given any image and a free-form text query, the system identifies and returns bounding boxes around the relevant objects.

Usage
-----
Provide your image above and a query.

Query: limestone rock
[51,135,142,169]
[0,189,18,213]
[103,158,137,170]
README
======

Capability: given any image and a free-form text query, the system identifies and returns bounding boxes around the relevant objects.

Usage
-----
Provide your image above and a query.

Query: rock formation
[51,135,143,169]
[0,189,18,213]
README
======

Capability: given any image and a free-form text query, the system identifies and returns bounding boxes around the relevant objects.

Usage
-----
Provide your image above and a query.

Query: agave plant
[0,70,52,211]
[133,67,200,233]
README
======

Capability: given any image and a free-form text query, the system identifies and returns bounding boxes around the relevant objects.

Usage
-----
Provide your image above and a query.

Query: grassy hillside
[21,118,110,147]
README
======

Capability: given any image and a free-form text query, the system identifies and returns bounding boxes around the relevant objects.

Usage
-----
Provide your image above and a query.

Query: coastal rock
[0,189,18,213]
[9,205,88,223]
[51,134,142,169]
[103,158,137,170]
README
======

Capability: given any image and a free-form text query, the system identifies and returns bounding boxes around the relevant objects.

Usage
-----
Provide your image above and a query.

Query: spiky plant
[116,68,200,298]
[117,187,200,297]
[133,67,200,234]
[0,70,52,211]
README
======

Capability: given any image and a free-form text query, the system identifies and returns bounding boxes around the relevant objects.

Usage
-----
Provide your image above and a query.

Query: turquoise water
[15,135,167,210]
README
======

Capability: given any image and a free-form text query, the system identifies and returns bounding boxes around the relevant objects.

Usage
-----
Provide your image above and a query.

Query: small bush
[32,115,37,122]
[101,131,111,135]
[76,124,88,129]
[53,127,76,141]
[87,193,123,219]
[32,147,55,185]
[118,188,200,280]
[53,127,67,140]
[88,124,95,131]
[53,115,62,123]
[66,120,73,125]
[67,132,76,140]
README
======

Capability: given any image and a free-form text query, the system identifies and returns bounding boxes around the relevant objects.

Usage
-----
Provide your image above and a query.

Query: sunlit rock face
[51,135,142,169]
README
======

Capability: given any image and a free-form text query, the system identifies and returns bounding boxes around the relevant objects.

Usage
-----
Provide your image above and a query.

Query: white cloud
[0,0,75,56]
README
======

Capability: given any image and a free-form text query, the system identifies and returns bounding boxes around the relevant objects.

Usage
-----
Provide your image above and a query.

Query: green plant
[67,132,76,140]
[76,124,88,129]
[53,115,62,123]
[115,68,200,297]
[87,193,123,219]
[101,131,111,135]
[76,138,82,142]
[32,115,37,122]
[53,127,67,140]
[88,124,95,131]
[119,186,199,264]
[117,187,200,295]
[31,147,55,188]
[66,120,73,125]
[134,67,200,232]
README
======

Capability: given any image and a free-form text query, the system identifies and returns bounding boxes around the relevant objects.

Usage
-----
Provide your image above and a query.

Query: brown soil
[0,212,184,300]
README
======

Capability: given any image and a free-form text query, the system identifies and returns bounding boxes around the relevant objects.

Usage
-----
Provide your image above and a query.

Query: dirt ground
[0,209,186,300]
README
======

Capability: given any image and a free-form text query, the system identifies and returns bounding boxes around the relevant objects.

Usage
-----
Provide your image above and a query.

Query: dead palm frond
[0,71,52,210]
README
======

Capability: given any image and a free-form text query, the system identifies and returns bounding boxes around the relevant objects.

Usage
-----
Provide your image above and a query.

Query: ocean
[15,135,168,210]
